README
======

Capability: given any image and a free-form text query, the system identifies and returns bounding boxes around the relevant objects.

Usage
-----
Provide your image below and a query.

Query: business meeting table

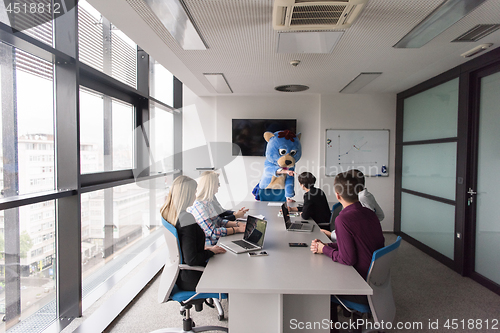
[196,201,372,333]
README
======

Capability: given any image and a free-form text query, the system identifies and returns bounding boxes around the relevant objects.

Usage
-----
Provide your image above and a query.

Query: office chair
[318,202,343,231]
[258,188,286,201]
[151,219,228,333]
[331,236,402,333]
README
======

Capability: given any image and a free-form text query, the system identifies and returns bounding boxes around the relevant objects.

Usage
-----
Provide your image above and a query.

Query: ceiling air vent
[273,0,368,31]
[275,84,310,92]
[451,24,500,42]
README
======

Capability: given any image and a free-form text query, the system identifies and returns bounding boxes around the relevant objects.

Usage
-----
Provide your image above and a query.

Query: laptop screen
[281,203,291,226]
[244,215,267,246]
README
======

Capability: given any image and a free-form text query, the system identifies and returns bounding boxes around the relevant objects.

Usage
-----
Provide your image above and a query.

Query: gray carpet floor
[66,233,500,333]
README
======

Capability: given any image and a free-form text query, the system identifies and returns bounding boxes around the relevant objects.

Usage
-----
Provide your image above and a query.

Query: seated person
[311,171,384,305]
[160,176,225,291]
[321,169,384,239]
[354,169,385,221]
[288,172,331,225]
[187,171,246,246]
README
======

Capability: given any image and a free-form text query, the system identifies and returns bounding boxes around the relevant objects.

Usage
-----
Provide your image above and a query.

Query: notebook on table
[218,215,268,254]
[281,203,314,232]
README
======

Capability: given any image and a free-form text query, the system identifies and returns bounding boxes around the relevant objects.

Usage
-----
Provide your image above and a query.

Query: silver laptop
[281,203,314,232]
[218,215,267,254]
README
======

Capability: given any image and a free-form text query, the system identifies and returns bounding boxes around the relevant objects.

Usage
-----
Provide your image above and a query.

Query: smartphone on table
[289,242,308,247]
[248,251,268,257]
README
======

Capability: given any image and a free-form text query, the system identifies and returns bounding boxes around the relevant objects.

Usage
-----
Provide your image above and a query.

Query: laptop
[218,215,267,254]
[281,203,314,232]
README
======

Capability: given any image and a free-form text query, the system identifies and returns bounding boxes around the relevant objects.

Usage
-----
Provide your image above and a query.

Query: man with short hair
[311,171,384,305]
[288,171,331,225]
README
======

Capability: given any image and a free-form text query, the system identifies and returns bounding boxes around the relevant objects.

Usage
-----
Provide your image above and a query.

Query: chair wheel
[218,314,224,321]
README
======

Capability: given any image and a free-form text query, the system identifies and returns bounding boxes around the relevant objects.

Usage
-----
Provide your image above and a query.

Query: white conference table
[196,201,372,333]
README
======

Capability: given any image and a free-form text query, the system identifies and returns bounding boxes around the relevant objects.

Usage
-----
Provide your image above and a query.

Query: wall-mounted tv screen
[232,119,297,156]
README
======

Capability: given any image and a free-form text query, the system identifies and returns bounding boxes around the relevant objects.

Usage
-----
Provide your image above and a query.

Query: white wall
[319,94,397,231]
[182,86,217,180]
[183,90,396,231]
[215,95,321,206]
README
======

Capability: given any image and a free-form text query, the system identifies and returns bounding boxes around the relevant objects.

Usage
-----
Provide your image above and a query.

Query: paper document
[267,202,283,206]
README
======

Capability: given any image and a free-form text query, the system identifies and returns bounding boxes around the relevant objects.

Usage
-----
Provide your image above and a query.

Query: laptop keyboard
[290,224,303,230]
[233,240,257,249]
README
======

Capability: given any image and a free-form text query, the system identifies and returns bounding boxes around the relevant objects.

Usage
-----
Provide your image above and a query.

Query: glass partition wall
[0,1,181,332]
[396,48,500,295]
[399,78,459,261]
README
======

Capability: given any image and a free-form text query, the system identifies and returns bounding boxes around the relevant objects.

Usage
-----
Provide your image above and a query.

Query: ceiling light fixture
[143,0,207,50]
[460,43,493,58]
[204,73,233,94]
[277,31,344,54]
[340,73,382,93]
[393,0,487,48]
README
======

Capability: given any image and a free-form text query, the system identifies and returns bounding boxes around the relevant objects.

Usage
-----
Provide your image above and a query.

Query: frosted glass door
[474,71,500,284]
[400,78,458,259]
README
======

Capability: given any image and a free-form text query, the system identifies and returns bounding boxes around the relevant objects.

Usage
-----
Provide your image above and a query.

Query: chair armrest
[317,222,331,230]
[179,264,205,272]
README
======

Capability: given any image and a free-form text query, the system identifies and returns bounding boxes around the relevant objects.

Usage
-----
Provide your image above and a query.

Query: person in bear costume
[252,130,302,200]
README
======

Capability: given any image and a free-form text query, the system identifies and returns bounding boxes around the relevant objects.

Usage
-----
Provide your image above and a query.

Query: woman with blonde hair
[161,175,225,291]
[187,171,248,246]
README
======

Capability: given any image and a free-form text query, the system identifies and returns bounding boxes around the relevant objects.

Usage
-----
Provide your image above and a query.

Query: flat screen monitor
[232,119,297,156]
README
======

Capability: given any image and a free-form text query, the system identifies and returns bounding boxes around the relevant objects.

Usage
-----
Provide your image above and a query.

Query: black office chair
[151,219,228,333]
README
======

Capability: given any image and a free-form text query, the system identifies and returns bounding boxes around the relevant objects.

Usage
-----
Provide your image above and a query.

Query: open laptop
[281,203,314,232]
[218,215,267,254]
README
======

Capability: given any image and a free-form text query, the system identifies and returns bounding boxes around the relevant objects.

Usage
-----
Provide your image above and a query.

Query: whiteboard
[325,129,389,177]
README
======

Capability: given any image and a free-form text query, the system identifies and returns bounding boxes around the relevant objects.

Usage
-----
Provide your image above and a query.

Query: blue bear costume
[252,130,302,200]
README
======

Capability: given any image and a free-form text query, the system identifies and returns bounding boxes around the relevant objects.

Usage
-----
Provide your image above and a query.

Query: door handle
[467,188,477,196]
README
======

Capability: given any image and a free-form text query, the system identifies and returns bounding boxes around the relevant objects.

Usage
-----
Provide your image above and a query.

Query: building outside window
[0,1,181,332]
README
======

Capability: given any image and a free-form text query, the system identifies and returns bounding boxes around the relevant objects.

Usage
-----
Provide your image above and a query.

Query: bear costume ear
[297,132,302,141]
[264,132,275,142]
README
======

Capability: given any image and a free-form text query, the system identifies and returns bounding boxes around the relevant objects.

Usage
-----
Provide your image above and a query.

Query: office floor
[66,233,499,333]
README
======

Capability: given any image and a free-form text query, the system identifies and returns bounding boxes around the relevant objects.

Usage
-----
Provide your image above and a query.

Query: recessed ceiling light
[340,73,382,93]
[143,0,207,50]
[204,73,233,94]
[394,0,487,48]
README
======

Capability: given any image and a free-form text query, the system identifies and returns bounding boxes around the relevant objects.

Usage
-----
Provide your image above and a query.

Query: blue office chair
[332,236,402,332]
[151,218,228,333]
[258,188,286,202]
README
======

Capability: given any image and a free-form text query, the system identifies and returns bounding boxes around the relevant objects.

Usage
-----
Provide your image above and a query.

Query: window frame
[0,1,183,331]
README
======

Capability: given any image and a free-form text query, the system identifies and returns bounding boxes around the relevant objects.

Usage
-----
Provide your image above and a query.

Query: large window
[78,1,137,88]
[149,58,174,106]
[150,102,175,174]
[80,179,168,298]
[0,201,56,332]
[0,2,181,332]
[1,43,55,199]
[79,88,134,174]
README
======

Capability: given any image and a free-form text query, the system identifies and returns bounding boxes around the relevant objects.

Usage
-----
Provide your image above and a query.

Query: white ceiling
[88,0,500,96]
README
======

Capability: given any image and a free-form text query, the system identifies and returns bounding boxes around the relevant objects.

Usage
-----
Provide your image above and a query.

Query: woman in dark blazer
[160,176,225,291]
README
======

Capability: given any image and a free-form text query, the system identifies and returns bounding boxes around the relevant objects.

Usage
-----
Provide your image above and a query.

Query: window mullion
[1,42,22,324]
[54,0,81,319]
